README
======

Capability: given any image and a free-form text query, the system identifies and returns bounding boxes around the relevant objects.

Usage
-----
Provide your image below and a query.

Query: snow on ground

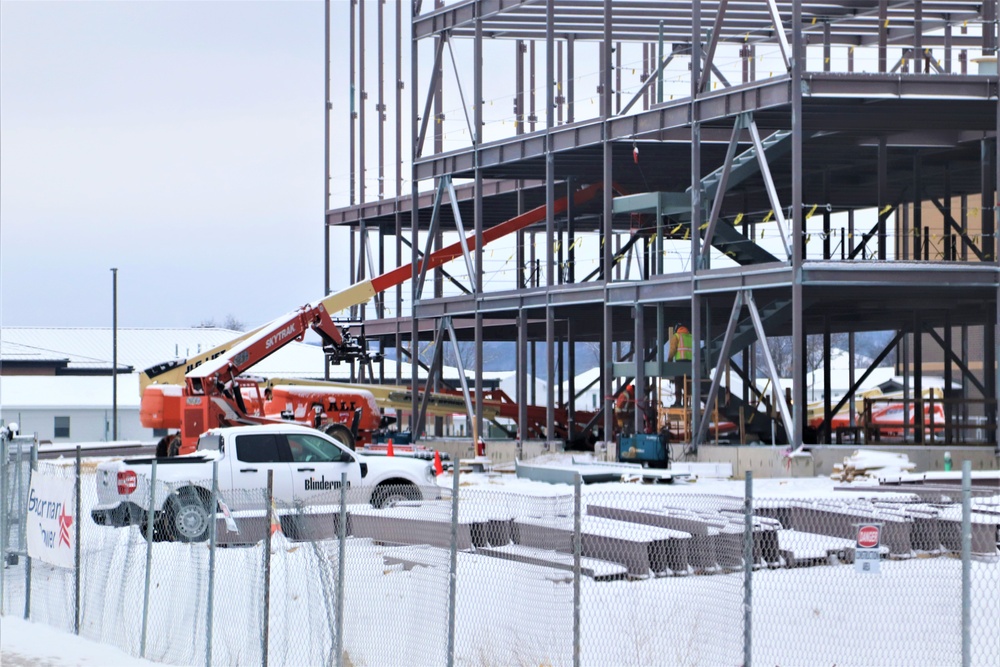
[1,615,160,666]
[3,450,998,666]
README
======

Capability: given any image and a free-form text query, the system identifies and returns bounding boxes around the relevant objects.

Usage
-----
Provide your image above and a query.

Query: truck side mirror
[360,462,368,478]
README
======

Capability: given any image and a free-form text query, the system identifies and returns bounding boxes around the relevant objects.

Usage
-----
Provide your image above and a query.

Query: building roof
[0,327,472,384]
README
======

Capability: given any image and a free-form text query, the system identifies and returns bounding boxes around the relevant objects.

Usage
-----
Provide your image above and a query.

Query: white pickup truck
[91,424,440,542]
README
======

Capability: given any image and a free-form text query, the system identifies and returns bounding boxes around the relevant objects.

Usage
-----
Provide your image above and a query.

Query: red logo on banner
[58,505,73,548]
[857,525,880,549]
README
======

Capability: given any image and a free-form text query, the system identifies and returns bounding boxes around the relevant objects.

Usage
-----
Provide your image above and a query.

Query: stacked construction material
[830,449,916,482]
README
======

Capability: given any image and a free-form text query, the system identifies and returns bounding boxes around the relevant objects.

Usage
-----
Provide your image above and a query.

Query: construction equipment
[140,183,606,454]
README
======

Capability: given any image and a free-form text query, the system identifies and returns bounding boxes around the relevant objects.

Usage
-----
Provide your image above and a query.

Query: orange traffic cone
[433,450,443,476]
[269,498,282,536]
[387,438,395,457]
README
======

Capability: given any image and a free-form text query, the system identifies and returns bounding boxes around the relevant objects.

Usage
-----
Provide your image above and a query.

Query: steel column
[359,0,366,204]
[602,0,615,444]
[690,0,703,449]
[546,0,556,440]
[791,0,804,447]
[474,4,484,445]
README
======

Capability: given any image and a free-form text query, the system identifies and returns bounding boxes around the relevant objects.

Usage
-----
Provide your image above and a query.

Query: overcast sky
[0,0,350,330]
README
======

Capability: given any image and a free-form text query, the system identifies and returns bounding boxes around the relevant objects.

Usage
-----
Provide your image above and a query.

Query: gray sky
[0,0,347,329]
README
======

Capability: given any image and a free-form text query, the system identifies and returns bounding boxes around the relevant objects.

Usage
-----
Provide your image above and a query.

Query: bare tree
[195,314,246,332]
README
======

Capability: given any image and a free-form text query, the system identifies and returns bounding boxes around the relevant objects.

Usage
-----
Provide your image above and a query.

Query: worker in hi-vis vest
[668,324,692,406]
[616,383,636,435]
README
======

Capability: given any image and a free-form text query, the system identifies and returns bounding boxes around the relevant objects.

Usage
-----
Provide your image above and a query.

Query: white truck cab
[92,423,440,542]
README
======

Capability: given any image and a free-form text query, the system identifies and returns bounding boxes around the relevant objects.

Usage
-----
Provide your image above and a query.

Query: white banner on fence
[26,470,76,569]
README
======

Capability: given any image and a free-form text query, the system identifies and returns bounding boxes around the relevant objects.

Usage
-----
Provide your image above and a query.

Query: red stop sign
[857,525,880,548]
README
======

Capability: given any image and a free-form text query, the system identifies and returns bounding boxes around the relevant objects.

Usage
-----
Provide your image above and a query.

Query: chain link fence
[2,437,998,666]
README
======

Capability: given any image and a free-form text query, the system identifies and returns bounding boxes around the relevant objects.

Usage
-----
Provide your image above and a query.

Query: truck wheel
[164,488,211,542]
[323,424,356,450]
[371,482,421,509]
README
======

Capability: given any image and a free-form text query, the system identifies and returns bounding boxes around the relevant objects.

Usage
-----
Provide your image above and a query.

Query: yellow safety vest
[676,332,693,361]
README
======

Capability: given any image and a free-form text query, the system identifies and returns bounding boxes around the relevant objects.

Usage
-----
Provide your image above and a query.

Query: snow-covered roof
[0,327,477,385]
[1,327,243,372]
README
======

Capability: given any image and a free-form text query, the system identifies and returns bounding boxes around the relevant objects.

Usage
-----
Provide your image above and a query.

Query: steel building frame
[327,0,1000,451]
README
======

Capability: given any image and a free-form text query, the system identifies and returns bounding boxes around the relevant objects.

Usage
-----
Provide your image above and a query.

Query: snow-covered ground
[2,452,998,666]
[1,615,160,666]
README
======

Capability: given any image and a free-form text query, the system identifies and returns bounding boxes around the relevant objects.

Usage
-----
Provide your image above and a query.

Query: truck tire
[323,424,356,450]
[163,488,212,542]
[371,482,421,509]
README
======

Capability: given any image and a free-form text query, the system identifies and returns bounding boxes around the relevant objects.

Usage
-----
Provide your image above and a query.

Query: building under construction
[325,0,999,455]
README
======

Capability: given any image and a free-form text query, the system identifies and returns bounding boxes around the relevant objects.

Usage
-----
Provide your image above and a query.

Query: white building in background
[0,327,330,443]
[0,327,477,444]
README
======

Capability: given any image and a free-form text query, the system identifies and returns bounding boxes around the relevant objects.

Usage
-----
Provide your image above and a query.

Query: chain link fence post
[140,459,158,658]
[23,437,36,621]
[1,429,8,614]
[206,461,219,667]
[335,471,347,667]
[961,460,971,667]
[446,467,460,667]
[74,445,82,635]
[262,469,274,667]
[743,470,753,667]
[573,472,582,667]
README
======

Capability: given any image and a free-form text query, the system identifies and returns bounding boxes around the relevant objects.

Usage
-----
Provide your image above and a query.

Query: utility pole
[111,267,118,441]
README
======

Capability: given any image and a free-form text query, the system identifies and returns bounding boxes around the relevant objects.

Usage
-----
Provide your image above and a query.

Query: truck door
[285,431,363,506]
[229,432,295,512]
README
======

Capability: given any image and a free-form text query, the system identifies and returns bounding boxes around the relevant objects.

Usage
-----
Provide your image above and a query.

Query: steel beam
[748,119,792,259]
[701,113,750,266]
[694,291,744,447]
[747,291,795,442]
[415,37,446,158]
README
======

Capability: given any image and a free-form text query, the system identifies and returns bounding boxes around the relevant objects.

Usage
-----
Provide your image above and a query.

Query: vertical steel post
[573,473,582,667]
[394,0,402,385]
[410,5,421,435]
[446,469,460,667]
[324,0,331,304]
[602,0,615,444]
[74,446,81,635]
[546,0,556,441]
[359,0,366,206]
[690,0,703,448]
[474,4,485,447]
[790,0,804,447]
[21,437,33,621]
[140,460,158,658]
[960,460,971,667]
[0,431,6,612]
[262,469,273,667]
[377,0,385,201]
[657,21,664,104]
[336,472,347,667]
[206,461,218,667]
[567,35,575,124]
[349,0,356,205]
[743,471,753,667]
